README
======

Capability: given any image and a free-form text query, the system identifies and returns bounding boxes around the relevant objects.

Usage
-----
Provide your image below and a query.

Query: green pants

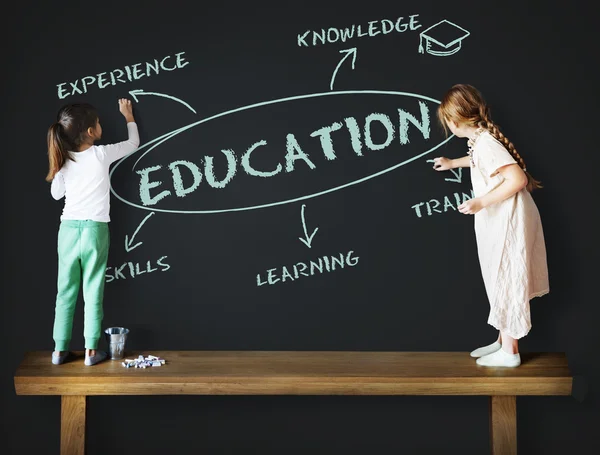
[53,220,109,351]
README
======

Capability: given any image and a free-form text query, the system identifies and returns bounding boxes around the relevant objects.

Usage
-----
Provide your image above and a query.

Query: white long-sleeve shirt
[51,122,140,222]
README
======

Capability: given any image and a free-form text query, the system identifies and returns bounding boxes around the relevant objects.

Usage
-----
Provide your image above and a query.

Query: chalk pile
[122,355,166,368]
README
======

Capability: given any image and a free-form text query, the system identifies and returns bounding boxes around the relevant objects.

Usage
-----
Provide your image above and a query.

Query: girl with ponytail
[47,99,140,366]
[432,84,549,367]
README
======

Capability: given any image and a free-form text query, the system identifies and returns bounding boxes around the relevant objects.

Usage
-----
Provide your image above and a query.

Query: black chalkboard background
[2,1,599,453]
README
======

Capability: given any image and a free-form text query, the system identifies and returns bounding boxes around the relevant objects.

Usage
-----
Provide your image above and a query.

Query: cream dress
[469,131,549,339]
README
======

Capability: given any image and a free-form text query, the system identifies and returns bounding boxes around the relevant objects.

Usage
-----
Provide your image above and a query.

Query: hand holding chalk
[432,157,452,171]
[118,98,135,123]
[458,198,484,215]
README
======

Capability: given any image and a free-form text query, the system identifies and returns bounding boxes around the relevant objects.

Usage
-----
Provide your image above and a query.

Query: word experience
[56,52,189,99]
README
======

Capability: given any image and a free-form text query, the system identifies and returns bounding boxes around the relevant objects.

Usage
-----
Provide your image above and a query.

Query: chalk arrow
[445,167,463,183]
[125,212,155,252]
[330,47,357,90]
[129,89,197,114]
[299,204,319,248]
[427,159,463,183]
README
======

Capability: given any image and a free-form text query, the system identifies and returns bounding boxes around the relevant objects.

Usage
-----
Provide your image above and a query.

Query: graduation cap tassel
[418,34,424,54]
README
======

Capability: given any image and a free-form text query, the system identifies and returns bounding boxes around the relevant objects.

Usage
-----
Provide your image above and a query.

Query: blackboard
[3,1,599,453]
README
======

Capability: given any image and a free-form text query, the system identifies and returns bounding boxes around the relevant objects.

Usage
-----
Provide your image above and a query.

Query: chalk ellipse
[110,90,454,214]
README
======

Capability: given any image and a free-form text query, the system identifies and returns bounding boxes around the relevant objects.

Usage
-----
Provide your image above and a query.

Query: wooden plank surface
[15,351,573,396]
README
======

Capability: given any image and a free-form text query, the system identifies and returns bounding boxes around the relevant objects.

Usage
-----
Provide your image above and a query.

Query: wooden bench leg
[489,395,517,455]
[61,395,86,455]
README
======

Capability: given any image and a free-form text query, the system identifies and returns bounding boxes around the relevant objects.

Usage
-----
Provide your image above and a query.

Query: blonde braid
[478,112,542,192]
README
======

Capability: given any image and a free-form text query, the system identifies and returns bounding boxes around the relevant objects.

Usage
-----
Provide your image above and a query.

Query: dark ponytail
[46,103,98,182]
[46,122,70,182]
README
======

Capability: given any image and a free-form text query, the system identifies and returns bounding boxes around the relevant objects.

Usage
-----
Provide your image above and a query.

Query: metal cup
[104,327,129,360]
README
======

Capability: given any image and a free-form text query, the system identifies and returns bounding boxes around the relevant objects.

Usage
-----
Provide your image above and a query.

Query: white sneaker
[51,351,72,365]
[84,350,107,366]
[470,341,501,358]
[476,348,521,367]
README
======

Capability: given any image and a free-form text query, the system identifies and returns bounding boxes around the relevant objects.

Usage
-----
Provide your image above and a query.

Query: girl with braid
[432,84,548,367]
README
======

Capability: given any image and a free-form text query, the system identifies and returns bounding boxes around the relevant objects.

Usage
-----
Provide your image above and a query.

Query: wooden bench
[14,351,575,454]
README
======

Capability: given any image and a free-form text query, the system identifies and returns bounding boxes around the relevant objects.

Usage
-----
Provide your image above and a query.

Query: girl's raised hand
[118,98,135,122]
[432,157,452,171]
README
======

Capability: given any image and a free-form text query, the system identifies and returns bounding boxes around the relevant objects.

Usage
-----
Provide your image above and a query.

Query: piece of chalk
[121,354,168,369]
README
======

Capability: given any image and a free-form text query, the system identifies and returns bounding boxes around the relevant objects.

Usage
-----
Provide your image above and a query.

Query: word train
[411,190,475,217]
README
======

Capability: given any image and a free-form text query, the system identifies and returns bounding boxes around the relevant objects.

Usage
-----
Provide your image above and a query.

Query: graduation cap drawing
[418,20,470,56]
